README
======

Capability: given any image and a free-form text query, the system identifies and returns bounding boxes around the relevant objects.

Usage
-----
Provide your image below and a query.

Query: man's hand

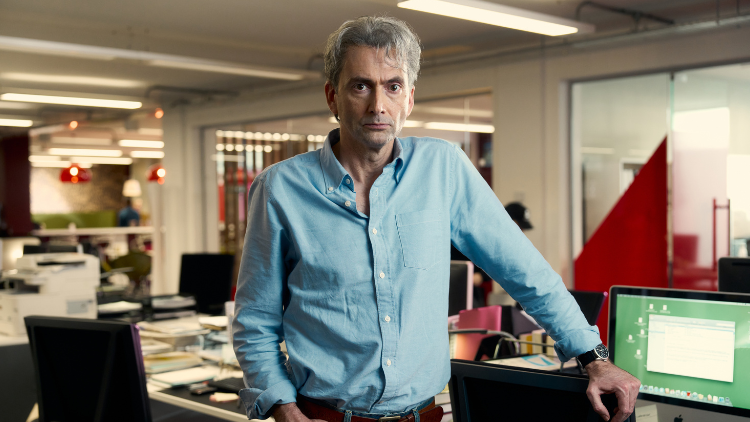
[271,403,327,422]
[585,360,641,422]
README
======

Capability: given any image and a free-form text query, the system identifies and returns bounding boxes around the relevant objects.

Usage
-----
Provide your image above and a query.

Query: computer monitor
[179,253,235,315]
[25,316,151,422]
[450,360,630,422]
[449,260,474,316]
[609,286,750,419]
[718,257,750,294]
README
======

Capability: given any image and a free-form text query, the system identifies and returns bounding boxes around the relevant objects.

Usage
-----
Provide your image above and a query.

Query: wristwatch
[577,343,609,368]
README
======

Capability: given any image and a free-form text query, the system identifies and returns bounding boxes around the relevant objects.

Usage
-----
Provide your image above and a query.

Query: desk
[148,383,264,422]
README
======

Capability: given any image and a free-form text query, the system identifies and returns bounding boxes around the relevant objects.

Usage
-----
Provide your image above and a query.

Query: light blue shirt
[233,129,601,420]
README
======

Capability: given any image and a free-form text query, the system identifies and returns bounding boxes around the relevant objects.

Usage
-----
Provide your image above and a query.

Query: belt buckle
[377,417,401,422]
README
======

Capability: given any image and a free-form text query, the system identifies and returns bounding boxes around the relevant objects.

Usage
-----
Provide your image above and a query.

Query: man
[233,16,640,422]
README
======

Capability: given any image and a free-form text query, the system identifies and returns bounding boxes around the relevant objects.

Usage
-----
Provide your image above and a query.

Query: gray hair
[324,16,422,89]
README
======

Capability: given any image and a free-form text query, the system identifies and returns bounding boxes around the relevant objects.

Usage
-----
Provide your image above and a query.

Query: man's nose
[368,88,386,114]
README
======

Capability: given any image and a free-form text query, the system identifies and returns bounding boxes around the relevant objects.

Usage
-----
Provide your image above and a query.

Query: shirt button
[379,272,385,279]
[386,359,392,366]
[372,228,377,235]
[345,178,351,184]
[327,187,333,192]
[345,201,351,207]
[384,315,391,322]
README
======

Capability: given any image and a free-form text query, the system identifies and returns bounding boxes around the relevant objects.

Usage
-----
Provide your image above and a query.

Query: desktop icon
[640,329,645,335]
[638,317,643,323]
[719,397,725,403]
[663,305,667,310]
[649,386,654,393]
[681,391,687,397]
[713,396,719,403]
[708,395,712,401]
[629,334,633,340]
[698,394,704,400]
[686,392,691,398]
[650,304,654,309]
[660,388,665,394]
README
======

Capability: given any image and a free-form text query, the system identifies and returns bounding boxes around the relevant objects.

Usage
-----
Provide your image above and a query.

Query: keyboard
[208,377,246,393]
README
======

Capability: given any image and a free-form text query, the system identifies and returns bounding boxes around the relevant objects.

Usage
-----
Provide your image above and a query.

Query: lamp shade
[60,164,91,183]
[122,179,142,197]
[147,163,166,184]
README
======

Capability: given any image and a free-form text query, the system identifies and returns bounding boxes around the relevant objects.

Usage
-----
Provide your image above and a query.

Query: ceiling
[0,0,743,131]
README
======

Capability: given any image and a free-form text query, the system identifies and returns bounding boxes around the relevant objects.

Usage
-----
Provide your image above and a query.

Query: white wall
[157,23,750,293]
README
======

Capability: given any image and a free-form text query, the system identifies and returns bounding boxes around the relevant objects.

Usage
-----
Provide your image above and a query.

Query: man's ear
[406,85,415,117]
[324,81,338,118]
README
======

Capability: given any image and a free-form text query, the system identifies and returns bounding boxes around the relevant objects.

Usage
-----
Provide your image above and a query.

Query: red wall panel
[575,139,668,345]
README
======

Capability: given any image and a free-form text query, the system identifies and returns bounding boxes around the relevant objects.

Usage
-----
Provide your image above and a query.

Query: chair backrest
[25,316,151,422]
[569,290,607,326]
[179,253,235,315]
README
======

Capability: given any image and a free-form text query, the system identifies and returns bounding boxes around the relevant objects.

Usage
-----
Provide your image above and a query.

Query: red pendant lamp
[147,163,166,184]
[60,164,91,183]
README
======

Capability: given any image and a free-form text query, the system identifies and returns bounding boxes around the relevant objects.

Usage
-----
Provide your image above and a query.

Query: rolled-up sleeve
[233,172,297,419]
[447,145,601,361]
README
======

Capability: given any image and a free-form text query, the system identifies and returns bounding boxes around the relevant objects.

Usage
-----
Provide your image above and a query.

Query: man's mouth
[363,122,391,130]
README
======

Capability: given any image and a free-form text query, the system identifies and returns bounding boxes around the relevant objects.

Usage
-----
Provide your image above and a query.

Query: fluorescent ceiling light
[130,150,165,158]
[29,155,62,162]
[51,137,112,146]
[31,161,92,168]
[0,36,320,81]
[423,122,494,133]
[0,93,141,109]
[119,140,164,148]
[0,118,33,127]
[48,148,122,157]
[398,0,594,36]
[71,157,132,165]
[0,72,144,88]
[412,105,492,118]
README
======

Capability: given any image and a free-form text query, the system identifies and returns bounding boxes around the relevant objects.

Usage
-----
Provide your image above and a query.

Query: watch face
[595,343,609,360]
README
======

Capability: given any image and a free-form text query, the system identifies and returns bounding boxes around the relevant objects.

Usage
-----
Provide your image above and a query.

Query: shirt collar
[320,128,406,193]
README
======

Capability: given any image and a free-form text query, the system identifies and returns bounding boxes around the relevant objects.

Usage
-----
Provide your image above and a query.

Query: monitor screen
[719,258,750,294]
[25,316,151,422]
[610,286,750,418]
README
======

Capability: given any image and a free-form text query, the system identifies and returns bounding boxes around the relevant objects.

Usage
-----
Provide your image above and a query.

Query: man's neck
[331,134,395,187]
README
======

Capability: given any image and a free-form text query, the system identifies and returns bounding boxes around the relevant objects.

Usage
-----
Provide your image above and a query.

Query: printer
[0,253,100,336]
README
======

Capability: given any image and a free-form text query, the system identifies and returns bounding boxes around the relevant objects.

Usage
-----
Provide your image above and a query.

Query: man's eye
[354,83,367,91]
[389,84,401,92]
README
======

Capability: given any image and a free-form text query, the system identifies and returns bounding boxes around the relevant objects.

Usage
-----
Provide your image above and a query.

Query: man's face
[325,46,415,150]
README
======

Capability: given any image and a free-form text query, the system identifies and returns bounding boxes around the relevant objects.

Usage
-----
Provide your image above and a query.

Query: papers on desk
[485,354,579,371]
[152,295,196,309]
[97,300,142,314]
[199,316,229,331]
[140,339,174,355]
[149,365,220,386]
[138,319,206,335]
[144,352,203,374]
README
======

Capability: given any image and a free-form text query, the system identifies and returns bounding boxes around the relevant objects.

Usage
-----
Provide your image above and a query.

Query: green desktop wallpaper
[613,294,750,410]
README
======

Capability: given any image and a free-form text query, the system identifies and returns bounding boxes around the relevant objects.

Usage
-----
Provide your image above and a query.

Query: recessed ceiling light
[0,93,142,109]
[31,161,93,168]
[398,0,594,36]
[48,148,123,157]
[118,140,164,148]
[0,118,33,127]
[0,72,144,88]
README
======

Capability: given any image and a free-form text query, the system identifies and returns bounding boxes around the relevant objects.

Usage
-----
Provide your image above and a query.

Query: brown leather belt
[297,395,444,422]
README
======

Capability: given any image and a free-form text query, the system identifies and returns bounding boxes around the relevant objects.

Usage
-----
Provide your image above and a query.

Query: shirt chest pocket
[395,209,442,270]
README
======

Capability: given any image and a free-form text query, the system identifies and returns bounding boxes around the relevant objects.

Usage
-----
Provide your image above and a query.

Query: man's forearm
[272,402,312,422]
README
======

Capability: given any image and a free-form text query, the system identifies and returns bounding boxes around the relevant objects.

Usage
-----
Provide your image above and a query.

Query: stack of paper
[149,366,220,386]
[140,339,173,355]
[143,352,203,374]
[138,319,206,335]
[97,301,142,314]
[199,316,229,331]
